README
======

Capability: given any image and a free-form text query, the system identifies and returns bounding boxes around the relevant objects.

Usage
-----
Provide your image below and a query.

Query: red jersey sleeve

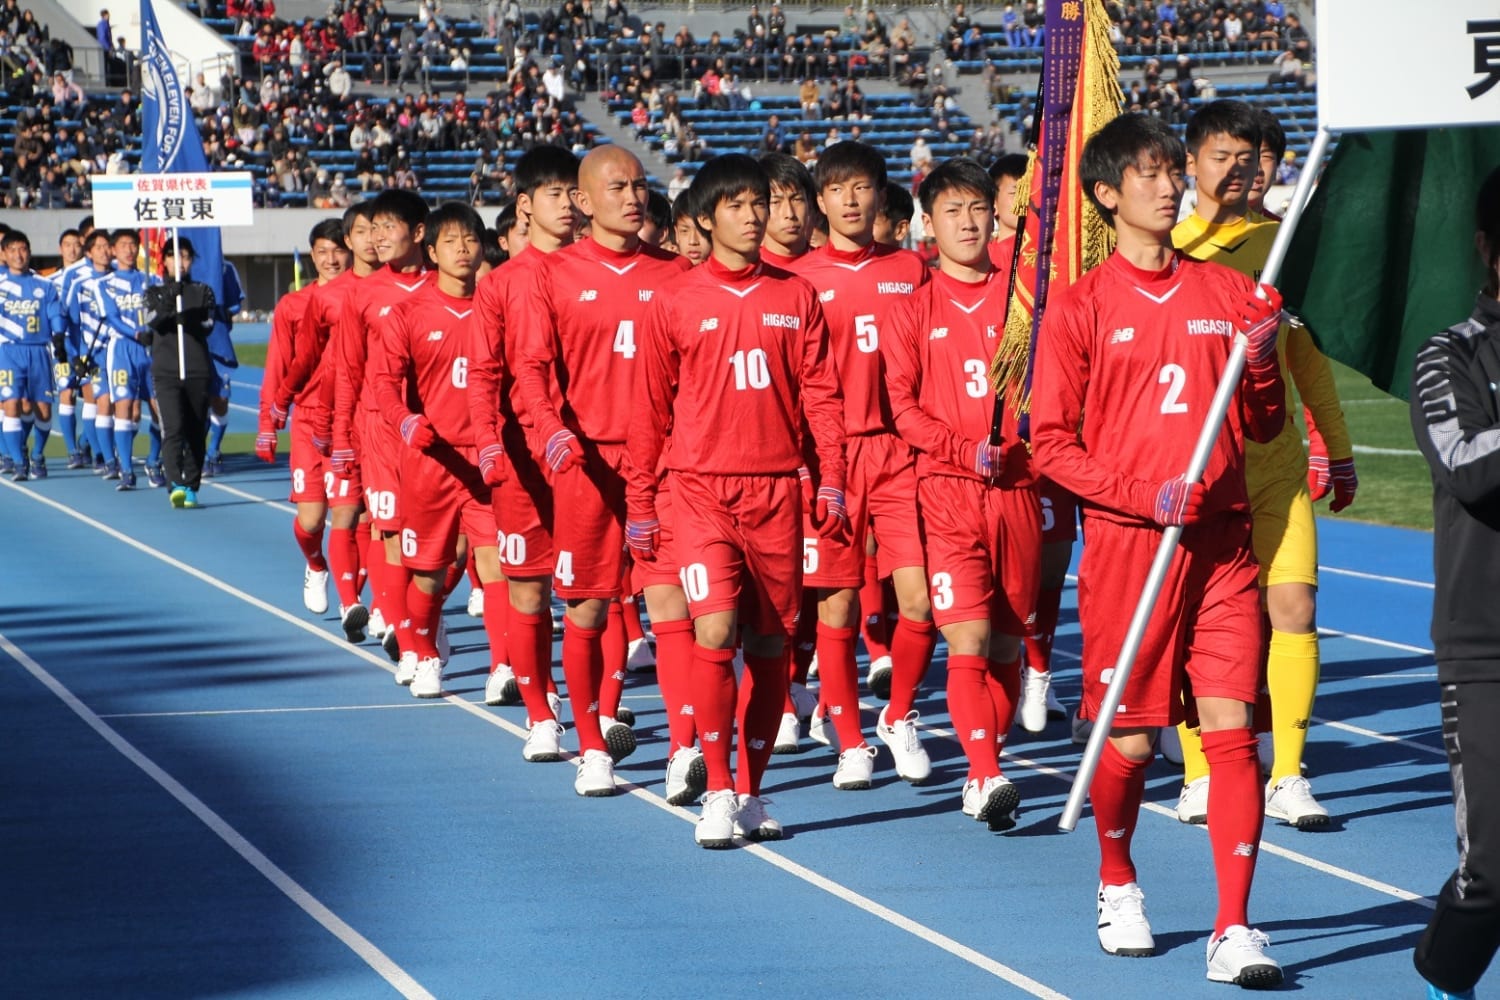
[884,293,973,474]
[330,292,369,453]
[511,261,565,445]
[625,292,678,517]
[373,299,417,431]
[258,296,294,432]
[276,278,338,411]
[798,296,847,492]
[466,269,507,454]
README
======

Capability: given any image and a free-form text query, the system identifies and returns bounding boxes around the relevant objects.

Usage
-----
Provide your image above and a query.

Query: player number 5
[854,314,878,353]
[802,538,818,574]
[1158,363,1188,414]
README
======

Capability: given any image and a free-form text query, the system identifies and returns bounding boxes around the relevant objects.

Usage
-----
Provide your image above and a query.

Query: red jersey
[1031,252,1286,526]
[759,246,811,273]
[884,268,1033,487]
[626,257,848,507]
[514,238,690,446]
[258,283,315,432]
[987,236,1015,276]
[372,283,477,446]
[331,265,432,452]
[277,270,363,416]
[794,242,931,435]
[466,245,550,457]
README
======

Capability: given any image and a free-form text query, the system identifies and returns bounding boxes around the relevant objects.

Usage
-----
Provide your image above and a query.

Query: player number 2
[963,359,988,398]
[1158,363,1188,414]
[931,571,955,611]
[613,320,636,359]
[802,538,818,574]
[451,356,468,388]
[729,348,771,391]
[680,562,710,602]
[854,314,878,353]
[554,550,575,587]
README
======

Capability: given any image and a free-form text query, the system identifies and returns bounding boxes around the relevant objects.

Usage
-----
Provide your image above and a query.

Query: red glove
[1328,456,1357,512]
[812,485,849,541]
[1306,428,1331,502]
[797,465,814,510]
[545,429,583,472]
[626,512,660,562]
[1153,476,1205,527]
[478,443,505,487]
[268,401,289,431]
[331,448,356,477]
[400,413,436,450]
[254,430,277,463]
[973,440,1005,482]
[1238,283,1284,372]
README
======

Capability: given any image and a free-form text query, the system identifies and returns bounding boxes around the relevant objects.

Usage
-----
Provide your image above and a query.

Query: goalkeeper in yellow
[1167,100,1357,829]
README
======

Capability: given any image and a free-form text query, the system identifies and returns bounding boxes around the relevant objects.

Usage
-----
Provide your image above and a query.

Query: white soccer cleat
[832,745,878,790]
[866,655,893,700]
[368,607,388,641]
[484,664,520,706]
[1158,723,1184,764]
[773,712,802,754]
[1045,679,1067,719]
[410,657,443,698]
[789,681,817,720]
[1206,925,1283,988]
[436,615,450,664]
[664,746,708,806]
[548,691,564,723]
[695,789,739,849]
[809,705,836,749]
[876,706,932,784]
[806,651,819,680]
[626,636,656,672]
[466,587,484,618]
[574,749,618,797]
[1097,882,1156,957]
[522,720,564,762]
[1177,775,1210,825]
[395,651,418,686]
[599,715,637,763]
[1019,668,1053,734]
[1265,775,1330,829]
[733,793,783,841]
[960,774,1020,830]
[303,568,330,615]
[339,603,369,644]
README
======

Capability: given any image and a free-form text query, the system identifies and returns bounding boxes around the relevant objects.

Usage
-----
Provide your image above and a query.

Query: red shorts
[289,411,360,507]
[632,474,683,592]
[398,445,498,571]
[1038,476,1079,545]
[672,471,802,637]
[359,408,403,533]
[494,445,554,578]
[918,476,1041,633]
[803,431,925,589]
[330,414,365,504]
[1077,514,1262,728]
[551,442,629,599]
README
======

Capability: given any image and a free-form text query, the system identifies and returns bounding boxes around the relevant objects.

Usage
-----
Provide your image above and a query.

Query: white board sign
[1319,0,1500,131]
[89,172,255,229]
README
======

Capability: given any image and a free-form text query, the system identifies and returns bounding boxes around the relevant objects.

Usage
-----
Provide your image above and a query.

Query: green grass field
[237,343,268,368]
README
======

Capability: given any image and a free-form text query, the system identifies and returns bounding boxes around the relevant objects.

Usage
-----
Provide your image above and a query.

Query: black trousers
[1416,680,1500,993]
[152,361,214,490]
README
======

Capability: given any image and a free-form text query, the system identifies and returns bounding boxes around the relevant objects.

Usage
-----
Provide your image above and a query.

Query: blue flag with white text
[139,0,236,367]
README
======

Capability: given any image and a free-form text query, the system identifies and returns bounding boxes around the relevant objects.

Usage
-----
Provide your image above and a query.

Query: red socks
[693,644,738,790]
[621,596,646,643]
[1091,740,1150,887]
[561,622,606,753]
[816,622,865,749]
[738,650,789,796]
[293,519,327,573]
[1025,583,1063,672]
[441,562,465,600]
[405,582,442,659]
[653,618,697,751]
[600,602,626,718]
[859,553,891,661]
[327,526,361,607]
[791,590,818,682]
[481,581,509,668]
[510,608,556,723]
[1203,727,1264,935]
[984,656,1022,742]
[945,654,1000,781]
[886,616,937,720]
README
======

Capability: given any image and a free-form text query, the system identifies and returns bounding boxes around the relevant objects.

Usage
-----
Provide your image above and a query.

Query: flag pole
[172,226,186,380]
[1059,127,1334,833]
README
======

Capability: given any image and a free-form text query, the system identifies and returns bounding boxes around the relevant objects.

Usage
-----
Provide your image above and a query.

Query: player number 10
[729,348,772,390]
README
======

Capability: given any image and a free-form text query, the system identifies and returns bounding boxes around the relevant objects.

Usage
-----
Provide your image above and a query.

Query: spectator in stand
[667,165,690,203]
[762,113,785,154]
[1224,9,1243,50]
[1002,3,1024,48]
[95,9,112,51]
[747,3,764,38]
[1275,151,1299,186]
[910,133,933,173]
[51,72,83,117]
[838,4,860,46]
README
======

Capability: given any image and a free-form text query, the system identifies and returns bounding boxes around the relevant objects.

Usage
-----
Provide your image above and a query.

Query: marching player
[47,228,86,467]
[626,154,848,847]
[885,158,1041,828]
[97,229,161,490]
[758,153,819,270]
[1032,113,1286,985]
[68,232,116,475]
[0,230,63,481]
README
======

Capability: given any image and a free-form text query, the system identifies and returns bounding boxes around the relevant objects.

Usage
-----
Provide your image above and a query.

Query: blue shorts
[212,361,232,401]
[0,343,56,404]
[52,357,76,392]
[106,336,153,403]
[87,344,109,398]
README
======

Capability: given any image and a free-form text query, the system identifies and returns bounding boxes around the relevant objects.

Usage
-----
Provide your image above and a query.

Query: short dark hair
[514,145,579,197]
[882,181,916,226]
[1254,108,1287,162]
[646,189,672,232]
[310,218,345,247]
[422,201,486,250]
[83,230,110,252]
[1184,98,1261,155]
[494,199,520,235]
[0,229,28,249]
[481,227,506,267]
[815,140,887,190]
[671,185,698,228]
[59,228,81,244]
[167,237,196,259]
[370,189,429,230]
[688,153,769,221]
[918,158,995,215]
[988,153,1029,182]
[78,214,94,234]
[760,152,817,206]
[343,200,377,235]
[1080,113,1184,217]
[111,228,141,244]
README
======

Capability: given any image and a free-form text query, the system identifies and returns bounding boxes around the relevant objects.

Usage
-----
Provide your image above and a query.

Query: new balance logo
[703,729,721,743]
[748,738,766,750]
[579,289,598,301]
[379,306,393,317]
[820,289,836,302]
[1110,327,1135,344]
[968,728,988,742]
[1104,827,1127,839]
[1233,842,1256,857]
[699,317,719,332]
[929,327,949,340]
[428,330,444,340]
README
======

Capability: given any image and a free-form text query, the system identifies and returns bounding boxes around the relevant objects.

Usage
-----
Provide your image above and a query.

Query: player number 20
[499,532,527,566]
[1158,363,1188,414]
[854,314,878,353]
[680,562,710,602]
[729,348,771,391]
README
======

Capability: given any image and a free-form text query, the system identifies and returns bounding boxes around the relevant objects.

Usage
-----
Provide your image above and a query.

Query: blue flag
[139,0,236,367]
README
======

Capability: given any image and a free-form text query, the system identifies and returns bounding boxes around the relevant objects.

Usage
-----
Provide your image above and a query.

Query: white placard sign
[1319,0,1500,131]
[88,172,255,229]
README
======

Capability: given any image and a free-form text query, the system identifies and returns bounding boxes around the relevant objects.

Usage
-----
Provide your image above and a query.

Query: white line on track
[206,479,298,514]
[98,701,466,719]
[1317,565,1434,590]
[0,630,437,1000]
[0,479,1068,999]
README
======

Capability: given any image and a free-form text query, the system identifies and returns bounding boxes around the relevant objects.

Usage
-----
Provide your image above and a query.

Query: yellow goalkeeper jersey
[1172,211,1353,490]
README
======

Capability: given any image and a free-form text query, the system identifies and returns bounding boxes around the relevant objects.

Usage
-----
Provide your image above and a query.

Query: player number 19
[1158,363,1188,414]
[729,348,771,390]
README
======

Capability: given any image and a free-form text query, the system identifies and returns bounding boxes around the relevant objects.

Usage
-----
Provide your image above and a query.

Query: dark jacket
[143,279,218,378]
[1411,294,1500,681]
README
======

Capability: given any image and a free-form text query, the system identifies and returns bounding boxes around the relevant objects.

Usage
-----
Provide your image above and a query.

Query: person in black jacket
[1410,163,1500,1000]
[143,238,217,509]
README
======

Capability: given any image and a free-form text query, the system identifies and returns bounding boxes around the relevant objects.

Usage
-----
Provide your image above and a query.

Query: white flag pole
[171,226,186,381]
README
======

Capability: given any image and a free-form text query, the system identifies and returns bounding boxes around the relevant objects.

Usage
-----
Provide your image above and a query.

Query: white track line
[1317,565,1434,590]
[99,701,464,719]
[206,479,297,514]
[0,631,436,1000]
[0,479,1068,999]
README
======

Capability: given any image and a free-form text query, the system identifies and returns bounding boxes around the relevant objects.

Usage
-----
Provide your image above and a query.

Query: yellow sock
[1179,721,1209,785]
[1267,629,1320,783]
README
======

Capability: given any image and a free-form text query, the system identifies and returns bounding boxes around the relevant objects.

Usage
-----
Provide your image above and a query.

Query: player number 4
[613,320,636,359]
[729,348,771,390]
[555,550,575,588]
[1158,363,1188,414]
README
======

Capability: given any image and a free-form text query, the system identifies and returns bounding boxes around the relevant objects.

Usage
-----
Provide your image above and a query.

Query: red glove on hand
[478,443,505,487]
[797,466,814,510]
[254,430,277,464]
[973,440,1006,482]
[1153,475,1205,527]
[310,432,331,457]
[268,401,289,431]
[331,448,355,477]
[626,514,660,561]
[812,485,849,540]
[1306,427,1331,501]
[545,429,583,473]
[1238,283,1284,372]
[1328,456,1357,513]
[400,414,436,450]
